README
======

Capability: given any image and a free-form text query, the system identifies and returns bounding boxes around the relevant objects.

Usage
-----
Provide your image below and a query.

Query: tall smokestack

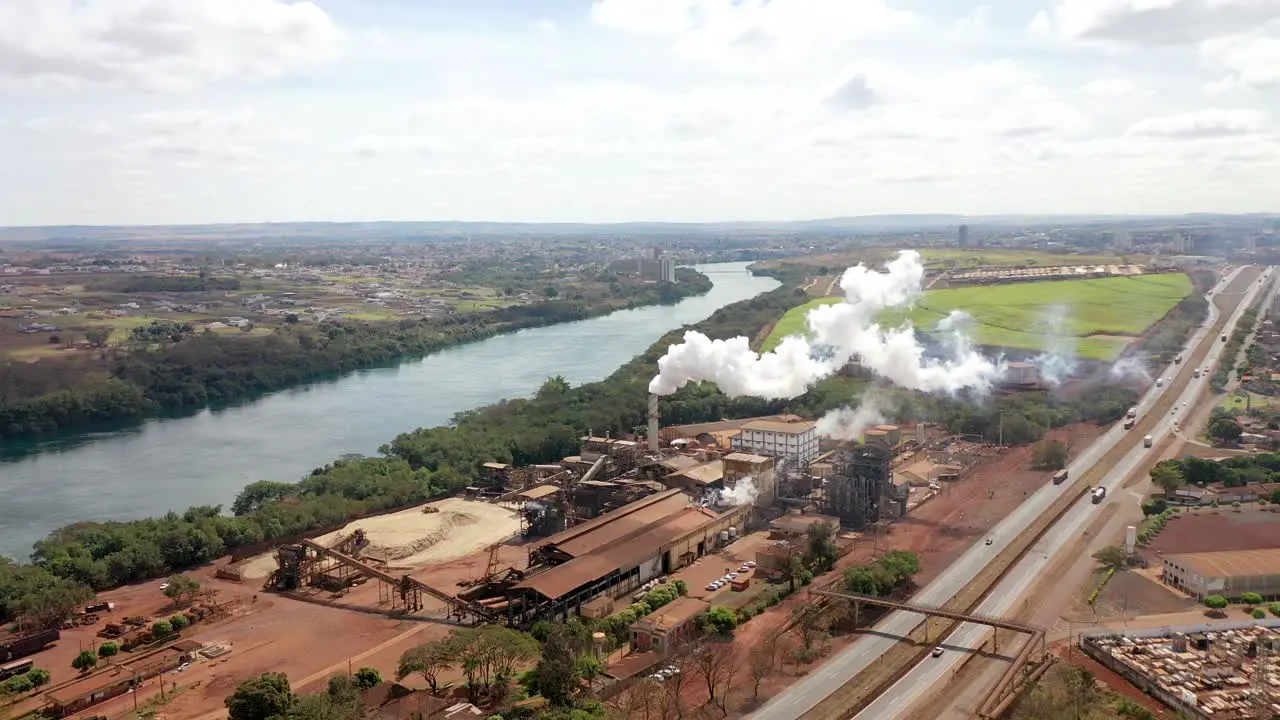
[648,394,660,453]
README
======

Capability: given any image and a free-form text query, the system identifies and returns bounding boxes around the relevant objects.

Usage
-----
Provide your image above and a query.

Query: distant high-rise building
[1174,232,1194,254]
[638,249,676,282]
[958,224,970,248]
[1113,231,1133,252]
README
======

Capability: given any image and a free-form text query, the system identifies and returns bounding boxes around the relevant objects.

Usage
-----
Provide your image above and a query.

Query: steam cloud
[648,250,1004,399]
[817,394,886,441]
[718,476,760,507]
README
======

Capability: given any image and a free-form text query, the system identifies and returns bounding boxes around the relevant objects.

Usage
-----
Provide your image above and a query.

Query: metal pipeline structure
[809,589,1049,719]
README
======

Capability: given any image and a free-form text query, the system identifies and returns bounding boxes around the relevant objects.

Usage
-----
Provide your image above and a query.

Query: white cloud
[1033,0,1280,46]
[1201,32,1280,87]
[590,0,916,69]
[1082,77,1136,96]
[0,0,1277,224]
[1127,108,1268,138]
[0,0,343,91]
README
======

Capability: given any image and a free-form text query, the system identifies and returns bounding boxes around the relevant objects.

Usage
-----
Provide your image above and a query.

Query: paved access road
[746,266,1259,720]
[857,266,1272,720]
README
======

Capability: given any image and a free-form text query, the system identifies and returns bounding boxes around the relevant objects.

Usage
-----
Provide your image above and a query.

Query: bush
[169,614,190,630]
[151,619,173,638]
[1253,608,1267,619]
[1268,602,1280,617]
[1241,592,1264,606]
[1204,595,1229,610]
[353,667,382,690]
[99,641,119,657]
[800,570,814,586]
[672,579,688,596]
[1,674,33,694]
[705,606,738,635]
[27,668,51,687]
[72,649,98,671]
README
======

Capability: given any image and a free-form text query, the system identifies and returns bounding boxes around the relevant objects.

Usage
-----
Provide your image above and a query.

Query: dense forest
[0,270,711,440]
[0,276,1148,626]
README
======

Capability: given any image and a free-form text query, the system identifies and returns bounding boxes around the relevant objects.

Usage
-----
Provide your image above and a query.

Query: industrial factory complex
[245,393,997,630]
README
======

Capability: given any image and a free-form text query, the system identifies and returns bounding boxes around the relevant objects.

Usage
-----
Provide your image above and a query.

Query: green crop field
[917,249,1147,267]
[763,273,1193,361]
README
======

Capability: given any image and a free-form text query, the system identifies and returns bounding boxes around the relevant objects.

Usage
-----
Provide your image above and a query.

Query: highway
[857,265,1272,720]
[747,266,1261,720]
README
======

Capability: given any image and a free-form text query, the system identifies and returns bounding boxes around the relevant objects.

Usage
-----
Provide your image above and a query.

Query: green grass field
[918,249,1147,267]
[763,273,1193,361]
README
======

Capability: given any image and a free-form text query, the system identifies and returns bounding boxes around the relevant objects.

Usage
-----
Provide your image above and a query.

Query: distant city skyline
[0,0,1278,226]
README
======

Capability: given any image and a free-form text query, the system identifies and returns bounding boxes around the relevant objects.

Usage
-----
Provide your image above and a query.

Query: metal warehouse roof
[533,489,687,557]
[514,507,730,601]
[515,484,561,501]
[739,419,817,434]
[1165,548,1280,579]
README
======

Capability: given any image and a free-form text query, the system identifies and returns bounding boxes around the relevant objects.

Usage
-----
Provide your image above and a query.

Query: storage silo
[864,429,889,447]
[876,425,902,446]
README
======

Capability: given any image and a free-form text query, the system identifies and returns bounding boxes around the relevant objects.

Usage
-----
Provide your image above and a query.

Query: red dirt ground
[1144,507,1280,555]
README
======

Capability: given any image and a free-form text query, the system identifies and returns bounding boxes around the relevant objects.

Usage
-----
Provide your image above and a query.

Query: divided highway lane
[858,266,1272,720]
[747,266,1255,720]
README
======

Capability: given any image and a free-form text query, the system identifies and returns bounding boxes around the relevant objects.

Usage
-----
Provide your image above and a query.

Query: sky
[0,0,1278,226]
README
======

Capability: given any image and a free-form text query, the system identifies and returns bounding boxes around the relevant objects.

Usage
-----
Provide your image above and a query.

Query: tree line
[0,272,711,441]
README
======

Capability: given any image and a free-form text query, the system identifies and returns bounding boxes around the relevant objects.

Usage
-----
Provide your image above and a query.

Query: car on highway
[985,537,993,546]
[931,647,944,658]
[1156,378,1164,387]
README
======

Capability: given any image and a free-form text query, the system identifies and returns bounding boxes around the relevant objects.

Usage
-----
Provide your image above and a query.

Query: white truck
[1143,434,1153,448]
[1092,487,1107,503]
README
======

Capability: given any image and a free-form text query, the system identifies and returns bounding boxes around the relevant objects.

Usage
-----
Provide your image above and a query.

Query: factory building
[629,596,709,653]
[1162,548,1280,600]
[506,489,749,624]
[732,418,819,467]
[723,452,777,506]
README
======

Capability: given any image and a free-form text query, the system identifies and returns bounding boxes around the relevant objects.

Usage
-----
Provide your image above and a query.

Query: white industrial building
[731,418,819,466]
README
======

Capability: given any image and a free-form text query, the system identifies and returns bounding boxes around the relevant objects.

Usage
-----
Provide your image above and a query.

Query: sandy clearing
[237,498,521,579]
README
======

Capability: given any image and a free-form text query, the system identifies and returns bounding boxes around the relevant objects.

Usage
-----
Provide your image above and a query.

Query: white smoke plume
[1029,305,1078,386]
[817,395,886,441]
[648,250,1005,399]
[718,476,760,507]
[1109,355,1152,383]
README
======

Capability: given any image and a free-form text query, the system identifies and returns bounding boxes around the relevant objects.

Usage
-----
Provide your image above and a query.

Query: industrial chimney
[647,394,660,453]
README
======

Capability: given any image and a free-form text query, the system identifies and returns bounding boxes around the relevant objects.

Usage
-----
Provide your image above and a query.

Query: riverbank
[0,264,777,561]
[4,280,797,608]
[0,269,712,443]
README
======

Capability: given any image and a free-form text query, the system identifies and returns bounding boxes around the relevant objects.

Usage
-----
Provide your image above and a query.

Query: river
[0,263,778,560]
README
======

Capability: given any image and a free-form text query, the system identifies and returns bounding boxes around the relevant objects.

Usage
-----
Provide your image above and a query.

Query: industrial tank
[876,425,901,446]
[864,429,889,447]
